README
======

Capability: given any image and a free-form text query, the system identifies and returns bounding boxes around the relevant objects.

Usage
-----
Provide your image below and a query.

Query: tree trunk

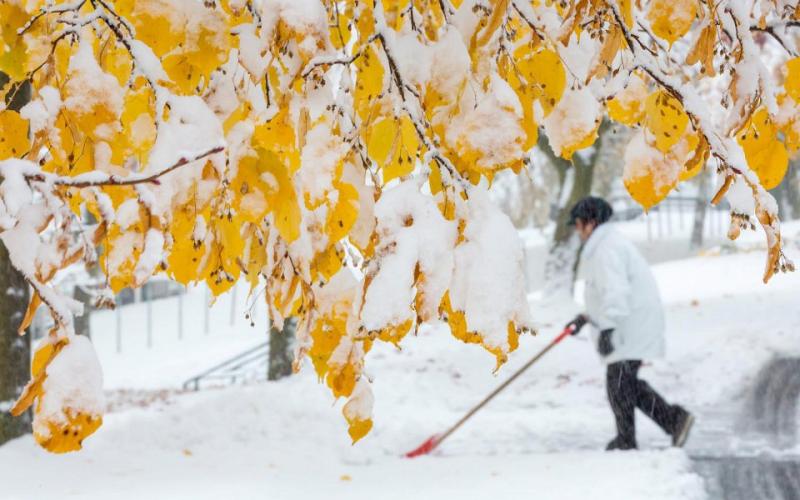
[268,317,296,381]
[72,286,92,338]
[541,121,608,295]
[0,72,32,444]
[0,241,31,444]
[690,171,709,249]
[780,160,799,220]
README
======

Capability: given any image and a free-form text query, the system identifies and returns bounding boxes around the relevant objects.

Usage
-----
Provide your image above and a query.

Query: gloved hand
[565,314,588,335]
[598,329,614,356]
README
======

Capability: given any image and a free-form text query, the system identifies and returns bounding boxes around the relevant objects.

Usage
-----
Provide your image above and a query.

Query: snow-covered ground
[0,222,799,500]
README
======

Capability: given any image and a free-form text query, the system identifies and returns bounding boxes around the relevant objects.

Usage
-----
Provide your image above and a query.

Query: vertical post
[666,200,673,236]
[116,302,122,354]
[657,206,664,239]
[229,284,237,327]
[146,296,153,349]
[178,293,183,340]
[204,286,210,336]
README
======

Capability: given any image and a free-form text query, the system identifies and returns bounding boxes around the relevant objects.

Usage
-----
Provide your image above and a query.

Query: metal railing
[182,341,269,391]
[608,195,730,243]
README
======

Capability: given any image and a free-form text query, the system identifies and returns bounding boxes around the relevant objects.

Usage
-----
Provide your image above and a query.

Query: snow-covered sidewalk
[0,246,798,500]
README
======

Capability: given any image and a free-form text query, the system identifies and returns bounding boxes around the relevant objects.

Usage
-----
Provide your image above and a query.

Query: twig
[25,146,224,188]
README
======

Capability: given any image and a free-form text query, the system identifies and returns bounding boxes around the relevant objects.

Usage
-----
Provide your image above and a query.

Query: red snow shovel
[404,325,575,458]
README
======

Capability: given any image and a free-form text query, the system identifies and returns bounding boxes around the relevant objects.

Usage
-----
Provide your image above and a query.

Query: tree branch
[24,146,224,189]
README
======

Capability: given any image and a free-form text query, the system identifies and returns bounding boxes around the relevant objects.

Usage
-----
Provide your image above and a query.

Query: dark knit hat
[568,196,613,226]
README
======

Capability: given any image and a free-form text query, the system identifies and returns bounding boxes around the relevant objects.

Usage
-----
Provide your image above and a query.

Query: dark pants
[606,360,683,447]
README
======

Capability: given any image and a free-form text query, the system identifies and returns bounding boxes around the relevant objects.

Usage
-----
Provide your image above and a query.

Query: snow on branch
[23,146,225,189]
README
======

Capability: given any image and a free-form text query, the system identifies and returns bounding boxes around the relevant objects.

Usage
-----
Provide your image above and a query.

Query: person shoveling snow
[565,196,695,451]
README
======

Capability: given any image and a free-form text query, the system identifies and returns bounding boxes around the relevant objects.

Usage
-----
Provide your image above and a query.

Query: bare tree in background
[541,121,610,295]
[691,170,711,249]
[490,163,556,230]
[774,160,800,220]
[591,124,630,200]
[268,318,296,381]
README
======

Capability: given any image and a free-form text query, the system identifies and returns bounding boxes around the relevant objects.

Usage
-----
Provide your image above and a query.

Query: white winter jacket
[578,223,665,364]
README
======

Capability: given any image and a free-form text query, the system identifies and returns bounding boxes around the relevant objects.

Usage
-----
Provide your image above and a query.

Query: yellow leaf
[608,73,648,126]
[125,0,230,93]
[738,108,789,190]
[543,88,601,160]
[265,153,301,243]
[377,319,413,346]
[18,292,41,335]
[204,216,244,296]
[623,131,681,210]
[327,362,357,399]
[647,0,697,46]
[0,110,30,160]
[98,37,134,88]
[327,182,360,242]
[644,90,690,154]
[680,135,708,181]
[345,417,372,444]
[121,86,156,161]
[330,4,353,50]
[309,319,345,380]
[102,215,146,294]
[784,57,800,103]
[587,25,623,81]
[342,377,373,443]
[354,46,384,121]
[243,230,266,292]
[35,409,103,454]
[0,1,29,82]
[63,43,124,143]
[558,123,599,161]
[384,117,418,184]
[12,338,103,453]
[474,0,509,49]
[685,21,717,77]
[399,116,419,159]
[383,0,410,31]
[514,48,566,117]
[312,245,344,282]
[620,0,633,28]
[502,54,538,150]
[167,206,205,285]
[366,118,397,167]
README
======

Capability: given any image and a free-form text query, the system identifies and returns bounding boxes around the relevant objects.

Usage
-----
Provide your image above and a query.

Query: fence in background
[609,195,730,243]
[32,281,257,355]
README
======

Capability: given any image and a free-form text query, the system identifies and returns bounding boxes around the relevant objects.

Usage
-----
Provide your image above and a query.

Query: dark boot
[606,435,637,451]
[670,407,695,447]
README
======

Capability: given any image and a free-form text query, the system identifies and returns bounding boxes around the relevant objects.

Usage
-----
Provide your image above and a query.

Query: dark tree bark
[268,317,296,381]
[0,241,31,444]
[0,72,32,444]
[0,74,31,114]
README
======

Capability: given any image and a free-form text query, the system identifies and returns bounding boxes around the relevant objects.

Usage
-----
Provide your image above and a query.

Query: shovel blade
[404,435,439,458]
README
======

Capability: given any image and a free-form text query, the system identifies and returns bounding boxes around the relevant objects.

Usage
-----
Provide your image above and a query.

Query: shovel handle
[407,326,574,457]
